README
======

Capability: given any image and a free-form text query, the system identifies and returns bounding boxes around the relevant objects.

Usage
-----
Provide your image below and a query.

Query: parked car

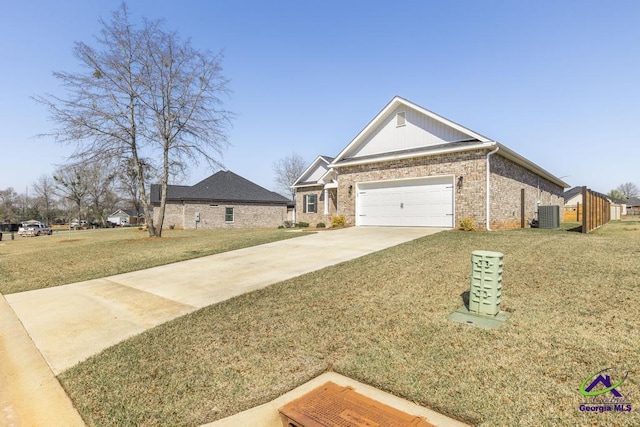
[18,221,53,236]
[70,220,88,229]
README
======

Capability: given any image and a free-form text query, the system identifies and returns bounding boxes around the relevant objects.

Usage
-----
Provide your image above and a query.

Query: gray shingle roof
[563,187,583,202]
[150,171,291,205]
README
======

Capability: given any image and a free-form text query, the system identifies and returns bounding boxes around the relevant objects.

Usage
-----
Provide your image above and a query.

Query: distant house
[150,170,292,229]
[626,197,640,215]
[107,209,141,226]
[563,187,626,220]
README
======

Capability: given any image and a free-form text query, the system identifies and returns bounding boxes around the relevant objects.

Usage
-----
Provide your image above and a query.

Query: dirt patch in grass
[60,222,639,426]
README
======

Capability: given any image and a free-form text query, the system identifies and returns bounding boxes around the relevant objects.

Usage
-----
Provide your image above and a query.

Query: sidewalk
[0,295,84,426]
[1,227,441,425]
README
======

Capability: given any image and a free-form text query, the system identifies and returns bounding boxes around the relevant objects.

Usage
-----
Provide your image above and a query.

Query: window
[396,111,406,127]
[225,207,234,222]
[303,194,317,213]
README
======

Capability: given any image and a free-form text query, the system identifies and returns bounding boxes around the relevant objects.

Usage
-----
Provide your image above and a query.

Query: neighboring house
[150,170,292,229]
[564,187,627,220]
[107,209,141,226]
[293,96,569,230]
[627,197,640,215]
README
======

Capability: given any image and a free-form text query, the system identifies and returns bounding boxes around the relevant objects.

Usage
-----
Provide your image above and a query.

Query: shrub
[296,222,309,228]
[459,218,475,231]
[169,224,175,230]
[331,215,346,228]
[283,220,294,228]
[277,225,284,229]
[316,222,326,228]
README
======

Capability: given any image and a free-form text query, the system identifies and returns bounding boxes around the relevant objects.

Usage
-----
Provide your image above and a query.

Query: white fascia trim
[292,182,324,189]
[495,143,570,188]
[333,96,492,164]
[318,168,338,186]
[330,141,495,168]
[292,155,331,187]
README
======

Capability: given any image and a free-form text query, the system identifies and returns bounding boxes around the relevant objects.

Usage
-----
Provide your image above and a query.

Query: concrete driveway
[6,227,442,375]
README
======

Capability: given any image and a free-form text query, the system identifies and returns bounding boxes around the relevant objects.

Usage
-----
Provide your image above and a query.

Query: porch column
[324,189,329,215]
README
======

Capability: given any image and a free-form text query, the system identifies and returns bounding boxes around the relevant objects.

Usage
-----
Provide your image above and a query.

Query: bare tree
[138,23,231,234]
[53,165,90,225]
[273,153,306,200]
[32,175,57,224]
[607,189,626,200]
[116,157,155,217]
[84,163,118,225]
[35,3,231,237]
[616,182,639,199]
[0,188,19,222]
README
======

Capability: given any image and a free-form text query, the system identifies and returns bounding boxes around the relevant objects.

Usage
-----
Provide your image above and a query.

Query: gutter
[486,144,500,231]
[329,141,495,169]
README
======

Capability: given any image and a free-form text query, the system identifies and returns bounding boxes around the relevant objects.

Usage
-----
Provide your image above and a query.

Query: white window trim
[224,207,234,222]
[306,194,317,214]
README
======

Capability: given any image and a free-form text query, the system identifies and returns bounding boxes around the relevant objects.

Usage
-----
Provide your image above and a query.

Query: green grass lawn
[0,227,307,294]
[58,222,640,426]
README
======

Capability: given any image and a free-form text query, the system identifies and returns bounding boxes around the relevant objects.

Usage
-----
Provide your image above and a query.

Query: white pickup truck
[18,221,53,236]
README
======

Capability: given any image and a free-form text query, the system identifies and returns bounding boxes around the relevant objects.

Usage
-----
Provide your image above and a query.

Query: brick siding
[336,150,487,227]
[334,150,564,230]
[155,202,288,229]
[295,186,337,226]
[489,155,564,229]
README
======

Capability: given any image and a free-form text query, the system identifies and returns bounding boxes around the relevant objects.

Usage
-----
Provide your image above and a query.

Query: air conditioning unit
[538,205,560,229]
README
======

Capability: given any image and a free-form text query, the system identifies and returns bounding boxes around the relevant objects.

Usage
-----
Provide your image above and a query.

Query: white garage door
[356,176,454,227]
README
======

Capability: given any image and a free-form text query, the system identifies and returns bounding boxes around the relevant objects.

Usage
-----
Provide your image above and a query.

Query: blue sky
[1,1,639,196]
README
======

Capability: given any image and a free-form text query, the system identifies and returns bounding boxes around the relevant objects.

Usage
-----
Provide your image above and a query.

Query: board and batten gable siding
[156,202,287,229]
[346,105,472,159]
[304,162,331,183]
[489,154,565,229]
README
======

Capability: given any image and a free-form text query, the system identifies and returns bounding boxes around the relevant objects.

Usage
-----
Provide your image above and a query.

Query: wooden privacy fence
[563,204,582,222]
[582,186,610,233]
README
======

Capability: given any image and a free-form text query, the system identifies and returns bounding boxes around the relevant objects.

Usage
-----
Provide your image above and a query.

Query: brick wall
[336,150,488,227]
[155,202,288,229]
[489,155,565,229]
[295,186,337,226]
[334,150,564,230]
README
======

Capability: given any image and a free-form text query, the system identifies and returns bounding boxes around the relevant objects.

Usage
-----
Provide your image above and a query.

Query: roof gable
[108,209,128,217]
[151,171,291,204]
[292,155,334,187]
[564,187,583,203]
[333,96,490,163]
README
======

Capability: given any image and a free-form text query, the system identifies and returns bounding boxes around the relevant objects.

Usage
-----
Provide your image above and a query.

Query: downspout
[486,145,500,231]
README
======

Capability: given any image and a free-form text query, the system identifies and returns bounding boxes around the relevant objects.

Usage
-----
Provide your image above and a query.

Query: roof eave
[291,155,331,187]
[495,143,570,188]
[330,141,570,189]
[330,141,495,168]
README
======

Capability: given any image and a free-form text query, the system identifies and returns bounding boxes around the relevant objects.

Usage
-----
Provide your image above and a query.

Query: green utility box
[469,250,503,316]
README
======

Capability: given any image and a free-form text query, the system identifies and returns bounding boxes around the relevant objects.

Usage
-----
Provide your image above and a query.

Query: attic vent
[396,111,406,127]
